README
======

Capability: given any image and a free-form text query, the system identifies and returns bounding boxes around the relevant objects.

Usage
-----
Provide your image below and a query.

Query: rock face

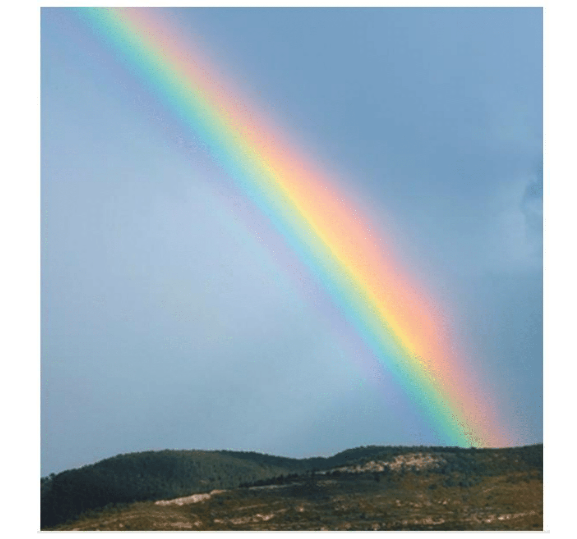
[328,453,445,474]
[155,490,224,506]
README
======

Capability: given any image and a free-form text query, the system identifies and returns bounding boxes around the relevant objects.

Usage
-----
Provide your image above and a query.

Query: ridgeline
[41,444,542,531]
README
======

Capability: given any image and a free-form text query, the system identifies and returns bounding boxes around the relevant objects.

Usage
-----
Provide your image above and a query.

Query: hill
[41,444,542,531]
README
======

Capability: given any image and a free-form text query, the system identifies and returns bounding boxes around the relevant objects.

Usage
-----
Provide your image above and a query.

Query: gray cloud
[521,161,543,253]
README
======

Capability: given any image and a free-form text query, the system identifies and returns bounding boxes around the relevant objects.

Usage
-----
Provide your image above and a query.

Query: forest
[41,444,542,529]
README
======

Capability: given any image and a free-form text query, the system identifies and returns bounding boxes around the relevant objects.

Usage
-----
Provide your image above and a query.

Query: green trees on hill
[41,444,543,529]
[41,450,308,528]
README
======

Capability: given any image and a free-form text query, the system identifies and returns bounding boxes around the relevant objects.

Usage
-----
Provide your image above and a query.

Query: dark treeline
[41,444,542,529]
[41,449,313,528]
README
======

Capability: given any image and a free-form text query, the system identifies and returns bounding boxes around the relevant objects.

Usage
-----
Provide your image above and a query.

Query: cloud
[520,160,543,248]
[486,162,543,273]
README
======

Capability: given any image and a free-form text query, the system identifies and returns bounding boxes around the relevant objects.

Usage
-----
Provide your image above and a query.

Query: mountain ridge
[41,443,542,530]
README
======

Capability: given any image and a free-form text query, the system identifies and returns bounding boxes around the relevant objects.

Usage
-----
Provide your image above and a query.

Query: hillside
[42,444,542,531]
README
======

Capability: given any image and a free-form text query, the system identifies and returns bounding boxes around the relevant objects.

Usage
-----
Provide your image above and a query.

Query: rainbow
[73,7,508,447]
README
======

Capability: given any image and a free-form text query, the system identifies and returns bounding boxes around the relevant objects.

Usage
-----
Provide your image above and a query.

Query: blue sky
[41,7,542,476]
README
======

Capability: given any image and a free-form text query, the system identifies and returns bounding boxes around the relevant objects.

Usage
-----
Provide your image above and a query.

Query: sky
[41,7,542,476]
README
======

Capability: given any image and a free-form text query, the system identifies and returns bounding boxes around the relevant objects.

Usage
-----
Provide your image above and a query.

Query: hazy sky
[41,7,542,476]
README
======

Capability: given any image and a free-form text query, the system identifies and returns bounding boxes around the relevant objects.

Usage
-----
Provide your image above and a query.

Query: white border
[3,1,574,536]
